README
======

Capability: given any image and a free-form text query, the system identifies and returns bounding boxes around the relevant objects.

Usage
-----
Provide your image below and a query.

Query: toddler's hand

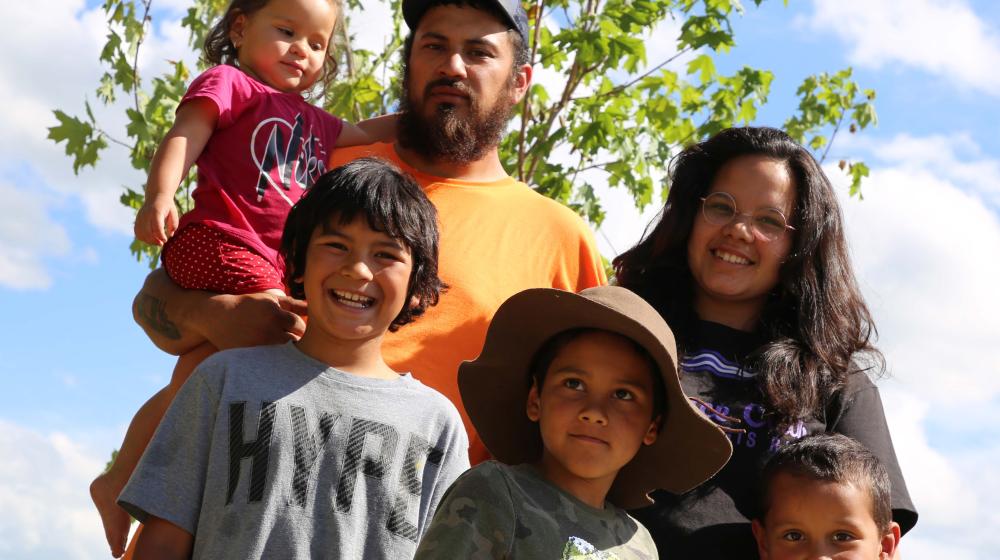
[134,195,179,246]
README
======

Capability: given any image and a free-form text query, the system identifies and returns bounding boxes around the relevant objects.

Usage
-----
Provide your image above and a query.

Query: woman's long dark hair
[613,127,884,426]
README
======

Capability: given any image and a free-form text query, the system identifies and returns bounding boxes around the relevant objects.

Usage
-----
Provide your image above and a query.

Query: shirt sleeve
[547,204,608,292]
[827,374,919,534]
[574,221,609,290]
[180,65,251,128]
[117,364,222,534]
[420,407,471,538]
[414,463,515,560]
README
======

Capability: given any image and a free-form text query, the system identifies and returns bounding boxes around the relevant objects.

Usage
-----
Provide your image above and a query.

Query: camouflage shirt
[414,461,658,560]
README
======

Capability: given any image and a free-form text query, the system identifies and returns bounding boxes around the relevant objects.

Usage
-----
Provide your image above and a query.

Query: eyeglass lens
[702,192,789,240]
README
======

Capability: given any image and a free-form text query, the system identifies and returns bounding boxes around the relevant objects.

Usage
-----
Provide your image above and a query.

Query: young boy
[414,286,733,559]
[752,433,902,560]
[117,158,470,560]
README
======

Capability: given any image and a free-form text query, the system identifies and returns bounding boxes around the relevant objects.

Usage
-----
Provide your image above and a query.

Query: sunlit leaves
[48,109,108,174]
[50,0,878,266]
[784,67,877,197]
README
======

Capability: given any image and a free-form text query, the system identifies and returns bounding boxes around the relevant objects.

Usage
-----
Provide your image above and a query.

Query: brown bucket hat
[458,286,733,509]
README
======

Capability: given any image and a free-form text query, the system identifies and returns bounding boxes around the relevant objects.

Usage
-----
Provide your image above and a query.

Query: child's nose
[804,544,836,560]
[341,258,374,281]
[289,38,307,57]
[578,403,608,426]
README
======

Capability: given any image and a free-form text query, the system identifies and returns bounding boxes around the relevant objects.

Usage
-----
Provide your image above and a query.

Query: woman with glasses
[613,126,917,558]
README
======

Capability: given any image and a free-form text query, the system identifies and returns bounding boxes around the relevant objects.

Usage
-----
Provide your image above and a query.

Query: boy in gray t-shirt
[119,159,469,560]
[414,287,734,559]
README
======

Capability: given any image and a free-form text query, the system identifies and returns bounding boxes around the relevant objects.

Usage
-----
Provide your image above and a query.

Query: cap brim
[401,0,528,41]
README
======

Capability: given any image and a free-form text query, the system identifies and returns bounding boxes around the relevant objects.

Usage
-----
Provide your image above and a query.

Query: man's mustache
[423,78,475,102]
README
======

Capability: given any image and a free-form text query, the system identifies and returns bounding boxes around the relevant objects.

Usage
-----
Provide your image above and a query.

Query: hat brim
[458,287,733,509]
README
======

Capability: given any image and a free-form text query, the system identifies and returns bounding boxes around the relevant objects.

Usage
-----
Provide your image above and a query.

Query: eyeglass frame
[698,191,796,241]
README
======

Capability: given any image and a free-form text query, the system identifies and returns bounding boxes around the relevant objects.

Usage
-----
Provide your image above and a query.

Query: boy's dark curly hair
[281,158,444,331]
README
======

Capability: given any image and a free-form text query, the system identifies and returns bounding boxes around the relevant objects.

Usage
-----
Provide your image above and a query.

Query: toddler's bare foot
[90,472,130,558]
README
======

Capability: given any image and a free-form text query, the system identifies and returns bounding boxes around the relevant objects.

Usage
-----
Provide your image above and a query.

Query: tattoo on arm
[136,293,182,340]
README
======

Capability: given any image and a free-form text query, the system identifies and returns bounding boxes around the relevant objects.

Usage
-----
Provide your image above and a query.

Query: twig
[517,0,545,181]
[97,130,134,150]
[819,110,845,164]
[132,0,154,113]
[569,46,693,103]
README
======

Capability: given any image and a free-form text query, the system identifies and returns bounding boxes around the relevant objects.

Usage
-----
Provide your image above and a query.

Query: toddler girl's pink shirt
[175,64,344,269]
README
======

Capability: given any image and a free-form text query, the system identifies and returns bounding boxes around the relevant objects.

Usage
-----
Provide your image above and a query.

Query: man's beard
[398,75,515,165]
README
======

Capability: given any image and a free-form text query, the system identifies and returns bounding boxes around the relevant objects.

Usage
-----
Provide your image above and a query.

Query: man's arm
[133,268,307,355]
[132,516,194,560]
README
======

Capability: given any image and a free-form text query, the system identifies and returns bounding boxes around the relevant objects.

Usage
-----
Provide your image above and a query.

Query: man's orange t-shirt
[330,143,607,463]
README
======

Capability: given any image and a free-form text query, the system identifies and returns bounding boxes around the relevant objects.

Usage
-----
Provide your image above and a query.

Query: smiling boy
[117,159,469,560]
[414,286,732,559]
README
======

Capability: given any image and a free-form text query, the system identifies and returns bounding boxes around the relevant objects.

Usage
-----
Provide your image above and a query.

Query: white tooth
[715,250,749,265]
[333,290,373,306]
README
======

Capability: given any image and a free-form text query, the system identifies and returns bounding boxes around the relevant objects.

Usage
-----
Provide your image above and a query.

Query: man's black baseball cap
[402,0,529,42]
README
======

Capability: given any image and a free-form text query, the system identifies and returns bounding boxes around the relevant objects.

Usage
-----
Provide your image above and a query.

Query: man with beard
[328,0,607,463]
[130,0,606,464]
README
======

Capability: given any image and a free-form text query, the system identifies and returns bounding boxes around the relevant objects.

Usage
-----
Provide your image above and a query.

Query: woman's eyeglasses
[699,191,795,241]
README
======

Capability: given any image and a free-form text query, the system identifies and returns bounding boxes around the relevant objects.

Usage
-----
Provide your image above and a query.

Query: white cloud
[800,0,1000,96]
[831,139,1000,405]
[882,389,1000,557]
[865,133,1000,205]
[825,133,1000,557]
[0,419,110,560]
[0,0,199,232]
[0,183,71,290]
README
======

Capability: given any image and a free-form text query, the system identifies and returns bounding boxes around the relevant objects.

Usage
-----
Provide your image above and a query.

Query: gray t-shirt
[414,461,657,559]
[119,342,470,560]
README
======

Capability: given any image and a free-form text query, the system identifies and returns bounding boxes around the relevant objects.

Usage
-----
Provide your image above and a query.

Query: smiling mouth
[712,249,752,265]
[330,289,374,309]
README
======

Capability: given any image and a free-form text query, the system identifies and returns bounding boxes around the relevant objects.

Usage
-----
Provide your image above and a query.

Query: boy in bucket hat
[414,286,732,559]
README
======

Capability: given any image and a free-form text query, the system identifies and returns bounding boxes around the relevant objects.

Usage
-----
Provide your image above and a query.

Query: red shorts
[161,223,285,294]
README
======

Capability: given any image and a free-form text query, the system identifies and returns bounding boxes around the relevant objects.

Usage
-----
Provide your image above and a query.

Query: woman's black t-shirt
[630,320,918,558]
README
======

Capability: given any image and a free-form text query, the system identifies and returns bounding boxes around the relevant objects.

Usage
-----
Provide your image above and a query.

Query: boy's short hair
[759,433,892,532]
[527,327,666,422]
[281,158,445,331]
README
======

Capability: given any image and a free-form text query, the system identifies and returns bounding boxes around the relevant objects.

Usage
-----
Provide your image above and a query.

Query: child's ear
[409,294,421,309]
[879,522,901,559]
[229,13,248,48]
[642,415,660,446]
[526,381,541,422]
[750,519,769,560]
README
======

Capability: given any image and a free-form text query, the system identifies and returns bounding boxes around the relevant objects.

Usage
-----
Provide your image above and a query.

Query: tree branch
[98,129,134,150]
[132,0,154,113]
[523,0,606,181]
[517,0,545,181]
[819,109,845,164]
[569,46,692,102]
[338,15,361,121]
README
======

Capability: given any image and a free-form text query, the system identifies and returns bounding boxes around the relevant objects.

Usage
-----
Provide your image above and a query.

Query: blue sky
[2,0,999,558]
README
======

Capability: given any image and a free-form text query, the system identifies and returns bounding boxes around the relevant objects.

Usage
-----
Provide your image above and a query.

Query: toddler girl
[90,0,389,556]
